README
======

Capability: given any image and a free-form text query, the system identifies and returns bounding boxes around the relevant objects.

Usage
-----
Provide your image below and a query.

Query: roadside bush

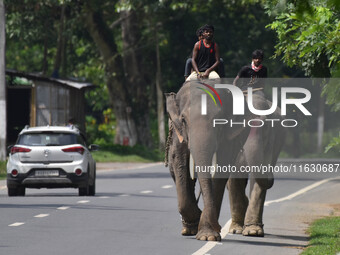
[0,161,7,178]
[95,144,163,162]
[85,108,116,145]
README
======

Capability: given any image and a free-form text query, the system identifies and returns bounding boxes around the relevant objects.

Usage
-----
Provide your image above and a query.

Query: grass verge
[301,216,340,255]
[91,144,163,163]
[0,161,7,180]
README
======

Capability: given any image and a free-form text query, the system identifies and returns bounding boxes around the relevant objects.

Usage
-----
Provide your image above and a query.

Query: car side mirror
[89,144,99,152]
[7,145,13,154]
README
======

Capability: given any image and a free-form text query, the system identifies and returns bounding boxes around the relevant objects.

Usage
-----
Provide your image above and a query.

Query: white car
[7,126,98,197]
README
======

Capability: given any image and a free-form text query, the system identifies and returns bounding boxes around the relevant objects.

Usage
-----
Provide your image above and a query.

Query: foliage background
[4,0,340,158]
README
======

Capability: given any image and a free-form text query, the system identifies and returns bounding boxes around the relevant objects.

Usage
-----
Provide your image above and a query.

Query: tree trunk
[0,0,7,161]
[292,112,300,157]
[42,36,48,75]
[311,55,330,154]
[83,7,138,146]
[155,32,165,151]
[317,88,325,154]
[52,4,66,78]
[120,9,152,147]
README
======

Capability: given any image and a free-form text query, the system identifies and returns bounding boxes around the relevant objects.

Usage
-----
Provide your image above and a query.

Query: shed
[6,69,94,144]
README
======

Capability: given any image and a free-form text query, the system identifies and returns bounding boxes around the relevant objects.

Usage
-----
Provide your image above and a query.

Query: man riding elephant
[187,24,220,81]
[184,25,225,81]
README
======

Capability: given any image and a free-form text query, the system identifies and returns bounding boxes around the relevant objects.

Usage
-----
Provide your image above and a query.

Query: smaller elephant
[227,94,286,237]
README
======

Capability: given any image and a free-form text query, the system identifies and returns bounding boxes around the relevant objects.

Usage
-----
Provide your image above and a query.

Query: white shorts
[186,71,220,81]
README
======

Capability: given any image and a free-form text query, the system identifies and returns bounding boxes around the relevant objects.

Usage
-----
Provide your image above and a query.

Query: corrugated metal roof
[6,69,94,90]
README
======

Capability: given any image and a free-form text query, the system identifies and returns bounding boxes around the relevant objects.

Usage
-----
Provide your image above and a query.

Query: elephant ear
[165,92,185,143]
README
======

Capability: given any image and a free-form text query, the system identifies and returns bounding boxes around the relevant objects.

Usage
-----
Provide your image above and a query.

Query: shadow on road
[221,233,307,249]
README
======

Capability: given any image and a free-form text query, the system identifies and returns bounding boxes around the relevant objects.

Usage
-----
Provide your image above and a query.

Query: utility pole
[0,0,7,161]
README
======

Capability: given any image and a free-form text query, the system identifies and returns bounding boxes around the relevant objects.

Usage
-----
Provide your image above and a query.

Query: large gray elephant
[165,79,251,241]
[165,79,285,241]
[227,96,286,237]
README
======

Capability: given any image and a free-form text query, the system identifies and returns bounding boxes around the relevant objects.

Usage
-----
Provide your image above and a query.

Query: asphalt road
[0,162,339,255]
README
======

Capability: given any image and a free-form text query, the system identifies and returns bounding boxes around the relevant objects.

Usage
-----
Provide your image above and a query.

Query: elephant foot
[242,224,264,237]
[196,227,221,241]
[181,226,197,236]
[229,221,243,234]
[181,220,199,236]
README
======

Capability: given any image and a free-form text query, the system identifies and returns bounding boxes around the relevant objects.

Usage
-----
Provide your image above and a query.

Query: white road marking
[264,178,332,206]
[98,196,110,199]
[57,206,70,210]
[9,222,25,227]
[140,190,153,194]
[77,200,90,204]
[34,214,49,218]
[192,220,231,255]
[161,185,173,189]
[192,177,339,255]
[119,194,130,197]
[0,185,7,190]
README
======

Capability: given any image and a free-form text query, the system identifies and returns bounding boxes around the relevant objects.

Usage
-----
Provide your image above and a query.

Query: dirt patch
[328,203,340,216]
[292,202,340,227]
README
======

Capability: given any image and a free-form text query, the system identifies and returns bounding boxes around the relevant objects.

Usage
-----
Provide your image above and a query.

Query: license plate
[35,170,59,177]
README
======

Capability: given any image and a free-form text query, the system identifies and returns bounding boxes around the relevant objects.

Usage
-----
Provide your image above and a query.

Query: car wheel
[78,185,89,196]
[88,167,96,196]
[18,187,26,196]
[88,182,95,196]
[8,187,19,197]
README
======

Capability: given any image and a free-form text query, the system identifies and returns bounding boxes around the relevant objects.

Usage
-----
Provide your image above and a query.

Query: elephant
[165,78,252,241]
[227,96,286,237]
[165,78,285,241]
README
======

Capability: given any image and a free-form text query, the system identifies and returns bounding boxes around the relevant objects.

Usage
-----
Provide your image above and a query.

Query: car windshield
[17,132,85,146]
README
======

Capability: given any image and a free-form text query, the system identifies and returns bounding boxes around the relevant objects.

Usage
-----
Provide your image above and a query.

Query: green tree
[265,0,340,153]
[4,0,299,149]
[266,2,339,77]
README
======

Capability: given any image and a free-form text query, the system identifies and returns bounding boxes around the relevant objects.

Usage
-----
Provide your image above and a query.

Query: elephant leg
[227,143,249,234]
[173,155,201,236]
[196,177,221,241]
[213,142,236,222]
[228,177,248,234]
[192,142,221,241]
[241,120,267,237]
[169,134,201,236]
[176,173,201,236]
[213,178,228,221]
[243,178,267,237]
